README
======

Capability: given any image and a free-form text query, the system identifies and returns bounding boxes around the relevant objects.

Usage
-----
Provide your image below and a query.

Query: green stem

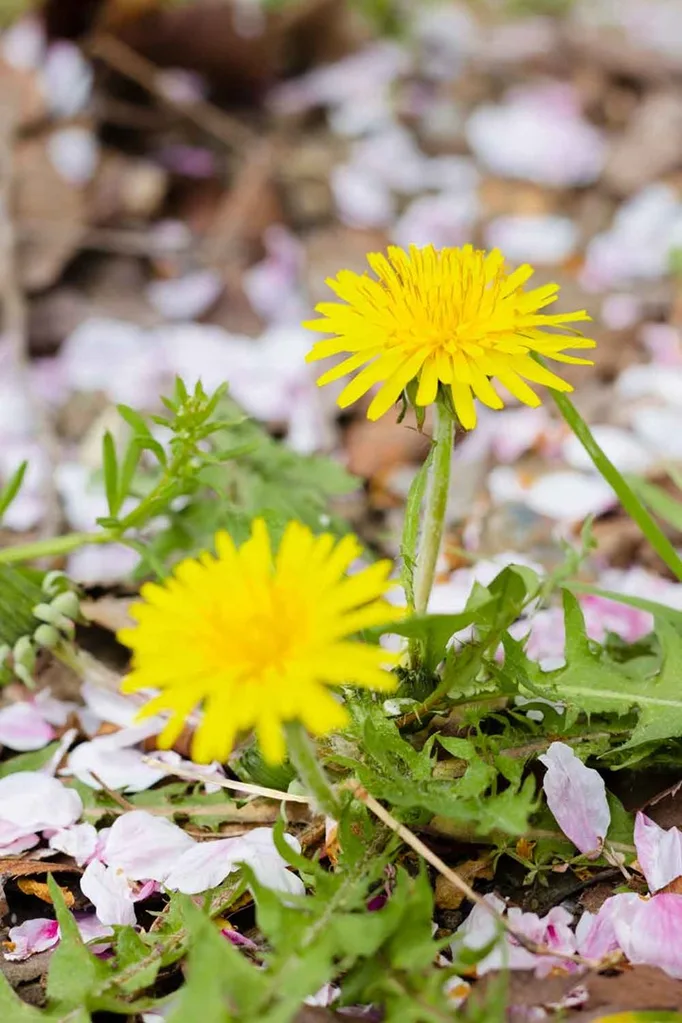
[0,530,116,566]
[551,389,682,581]
[411,401,455,618]
[400,444,431,612]
[284,721,342,819]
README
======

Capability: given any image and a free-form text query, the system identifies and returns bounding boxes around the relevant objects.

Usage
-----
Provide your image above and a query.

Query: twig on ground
[89,771,137,812]
[86,33,255,151]
[348,781,593,968]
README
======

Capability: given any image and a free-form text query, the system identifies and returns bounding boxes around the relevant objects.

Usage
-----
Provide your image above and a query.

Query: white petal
[0,771,82,831]
[48,823,99,867]
[80,861,137,927]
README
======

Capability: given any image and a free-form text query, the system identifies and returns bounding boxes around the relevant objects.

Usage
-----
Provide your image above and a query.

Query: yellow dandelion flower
[118,519,402,765]
[305,244,595,430]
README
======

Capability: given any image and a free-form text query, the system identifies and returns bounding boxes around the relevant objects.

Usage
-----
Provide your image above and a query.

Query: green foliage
[46,876,110,1013]
[628,474,682,533]
[87,382,359,578]
[506,590,682,763]
[353,704,537,837]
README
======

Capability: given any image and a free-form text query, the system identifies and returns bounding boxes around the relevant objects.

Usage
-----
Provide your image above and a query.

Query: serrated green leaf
[112,927,161,994]
[380,599,494,673]
[400,454,431,609]
[520,591,682,754]
[167,896,263,1022]
[46,875,110,1012]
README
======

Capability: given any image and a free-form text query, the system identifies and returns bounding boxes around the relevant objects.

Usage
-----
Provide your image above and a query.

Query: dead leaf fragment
[17,878,75,908]
[435,857,494,911]
[15,138,88,292]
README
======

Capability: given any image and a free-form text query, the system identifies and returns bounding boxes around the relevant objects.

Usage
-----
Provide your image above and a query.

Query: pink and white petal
[165,828,304,897]
[80,682,162,732]
[0,772,82,831]
[34,689,78,727]
[164,840,241,895]
[80,861,137,927]
[0,702,55,751]
[74,912,113,953]
[64,733,168,793]
[0,815,41,855]
[576,892,644,960]
[453,896,539,974]
[101,810,195,882]
[235,829,305,897]
[539,742,610,857]
[4,918,59,961]
[48,823,99,867]
[615,893,682,978]
[634,812,682,893]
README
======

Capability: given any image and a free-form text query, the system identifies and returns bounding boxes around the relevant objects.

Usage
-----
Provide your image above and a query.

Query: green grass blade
[551,389,682,580]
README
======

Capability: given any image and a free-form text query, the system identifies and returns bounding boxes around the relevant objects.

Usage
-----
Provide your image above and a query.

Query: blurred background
[1,0,682,618]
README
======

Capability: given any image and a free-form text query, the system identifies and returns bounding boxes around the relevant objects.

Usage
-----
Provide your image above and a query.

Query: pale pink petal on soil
[101,810,195,883]
[0,771,82,832]
[80,861,137,927]
[4,918,59,961]
[539,742,610,857]
[634,812,682,892]
[0,701,55,751]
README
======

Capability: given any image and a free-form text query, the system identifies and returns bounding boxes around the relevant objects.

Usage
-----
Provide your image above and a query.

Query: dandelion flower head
[305,244,595,429]
[118,519,401,764]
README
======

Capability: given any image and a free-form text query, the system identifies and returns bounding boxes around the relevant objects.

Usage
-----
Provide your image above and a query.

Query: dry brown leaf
[0,58,46,129]
[0,860,81,878]
[81,596,136,632]
[15,137,88,292]
[435,856,494,911]
[17,878,75,908]
[516,837,536,860]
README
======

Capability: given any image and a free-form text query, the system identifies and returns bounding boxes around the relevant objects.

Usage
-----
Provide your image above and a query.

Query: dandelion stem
[411,401,454,622]
[284,721,342,819]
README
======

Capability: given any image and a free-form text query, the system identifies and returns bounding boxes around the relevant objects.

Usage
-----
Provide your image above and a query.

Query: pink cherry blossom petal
[0,701,55,751]
[615,893,682,979]
[164,828,304,896]
[80,860,137,927]
[64,725,168,792]
[539,742,610,857]
[452,894,577,976]
[101,810,195,882]
[4,918,59,961]
[575,892,643,960]
[74,913,113,953]
[48,823,100,867]
[0,771,82,832]
[634,812,682,893]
